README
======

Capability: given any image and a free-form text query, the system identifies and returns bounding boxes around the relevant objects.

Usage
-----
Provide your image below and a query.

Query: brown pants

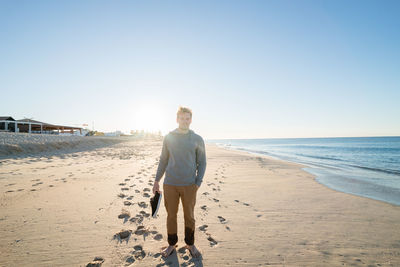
[163,183,198,246]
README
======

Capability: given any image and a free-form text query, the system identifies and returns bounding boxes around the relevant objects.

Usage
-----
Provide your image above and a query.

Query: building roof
[0,116,15,121]
[16,118,82,129]
[16,119,47,124]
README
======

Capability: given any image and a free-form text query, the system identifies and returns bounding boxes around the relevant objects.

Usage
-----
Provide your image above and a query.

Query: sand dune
[0,132,131,157]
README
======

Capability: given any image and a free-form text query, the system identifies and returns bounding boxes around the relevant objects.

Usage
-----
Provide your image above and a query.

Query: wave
[347,164,400,176]
[230,146,344,163]
[293,153,343,162]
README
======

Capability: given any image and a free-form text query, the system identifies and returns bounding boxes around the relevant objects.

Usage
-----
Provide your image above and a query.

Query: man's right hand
[153,181,160,194]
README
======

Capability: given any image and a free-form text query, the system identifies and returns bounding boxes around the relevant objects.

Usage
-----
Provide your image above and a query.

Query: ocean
[207,137,400,206]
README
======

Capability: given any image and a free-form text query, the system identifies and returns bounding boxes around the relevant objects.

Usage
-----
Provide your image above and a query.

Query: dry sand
[1,137,399,266]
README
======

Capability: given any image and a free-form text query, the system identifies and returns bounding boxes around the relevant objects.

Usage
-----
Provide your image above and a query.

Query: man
[153,106,206,258]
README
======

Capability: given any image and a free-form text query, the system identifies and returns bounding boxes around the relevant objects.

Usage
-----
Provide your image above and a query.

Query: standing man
[153,106,206,258]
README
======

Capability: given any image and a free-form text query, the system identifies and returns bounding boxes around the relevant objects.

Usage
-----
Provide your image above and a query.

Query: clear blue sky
[1,0,399,139]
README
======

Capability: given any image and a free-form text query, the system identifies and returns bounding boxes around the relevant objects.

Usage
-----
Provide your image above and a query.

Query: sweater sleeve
[155,137,169,182]
[195,137,207,187]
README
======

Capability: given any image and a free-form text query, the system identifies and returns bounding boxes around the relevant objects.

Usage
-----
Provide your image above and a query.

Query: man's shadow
[156,246,203,267]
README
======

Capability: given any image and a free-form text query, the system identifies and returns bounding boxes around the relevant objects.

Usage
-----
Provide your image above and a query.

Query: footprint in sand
[143,188,151,192]
[139,210,150,217]
[125,255,135,264]
[129,245,146,261]
[218,216,227,224]
[118,193,127,198]
[124,201,132,206]
[32,182,43,186]
[206,234,218,247]
[135,189,140,193]
[134,225,147,235]
[177,247,191,260]
[118,210,130,220]
[86,256,105,267]
[121,187,130,191]
[212,198,219,203]
[129,215,143,224]
[125,178,131,181]
[138,202,148,208]
[143,193,150,198]
[119,183,126,186]
[199,225,208,232]
[200,205,207,211]
[243,202,250,206]
[154,233,163,241]
[5,190,14,193]
[126,196,133,200]
[115,229,132,239]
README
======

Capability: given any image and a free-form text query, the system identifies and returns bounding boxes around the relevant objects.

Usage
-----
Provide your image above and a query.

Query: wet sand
[0,138,399,266]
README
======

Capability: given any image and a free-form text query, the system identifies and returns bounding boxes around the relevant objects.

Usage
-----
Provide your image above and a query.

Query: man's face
[177,112,192,130]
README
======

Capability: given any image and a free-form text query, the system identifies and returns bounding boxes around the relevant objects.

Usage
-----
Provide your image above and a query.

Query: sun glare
[133,105,168,133]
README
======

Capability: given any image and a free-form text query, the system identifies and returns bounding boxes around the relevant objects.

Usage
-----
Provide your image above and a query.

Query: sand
[0,132,125,157]
[0,137,399,266]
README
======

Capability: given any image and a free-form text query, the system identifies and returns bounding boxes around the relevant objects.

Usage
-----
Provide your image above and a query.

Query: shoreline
[210,142,400,207]
[1,140,399,266]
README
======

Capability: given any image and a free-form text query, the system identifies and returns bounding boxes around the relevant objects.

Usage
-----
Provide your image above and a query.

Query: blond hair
[177,106,192,118]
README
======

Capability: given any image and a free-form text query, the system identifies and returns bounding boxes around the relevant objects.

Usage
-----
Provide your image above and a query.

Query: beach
[1,135,399,266]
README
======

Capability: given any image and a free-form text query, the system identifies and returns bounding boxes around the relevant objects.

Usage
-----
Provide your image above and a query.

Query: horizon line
[205,135,400,140]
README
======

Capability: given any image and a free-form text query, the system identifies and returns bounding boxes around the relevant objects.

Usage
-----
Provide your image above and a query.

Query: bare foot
[186,244,201,258]
[161,245,176,258]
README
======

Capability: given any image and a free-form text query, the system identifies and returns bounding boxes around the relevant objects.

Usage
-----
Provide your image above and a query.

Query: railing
[0,120,43,133]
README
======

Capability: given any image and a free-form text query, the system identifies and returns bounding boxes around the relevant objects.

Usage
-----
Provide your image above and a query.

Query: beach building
[0,116,83,135]
[0,116,16,132]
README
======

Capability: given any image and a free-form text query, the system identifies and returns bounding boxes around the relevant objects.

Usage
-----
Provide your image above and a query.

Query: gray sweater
[155,129,206,187]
